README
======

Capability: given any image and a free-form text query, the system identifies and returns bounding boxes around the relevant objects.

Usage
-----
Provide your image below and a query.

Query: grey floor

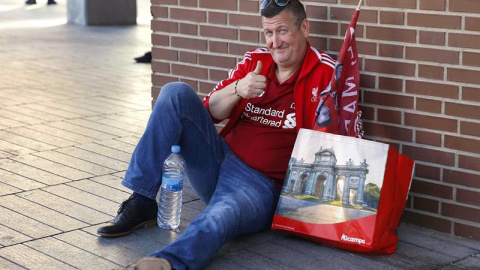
[0,1,479,269]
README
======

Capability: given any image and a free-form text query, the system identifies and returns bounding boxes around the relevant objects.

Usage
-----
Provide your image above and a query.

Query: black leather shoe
[47,0,57,4]
[134,52,152,63]
[97,195,157,237]
[25,0,36,4]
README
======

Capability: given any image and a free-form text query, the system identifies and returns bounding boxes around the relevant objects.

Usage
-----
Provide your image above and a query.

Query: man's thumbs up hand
[253,61,263,74]
[234,61,266,99]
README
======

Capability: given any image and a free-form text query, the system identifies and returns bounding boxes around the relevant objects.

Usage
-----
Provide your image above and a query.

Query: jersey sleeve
[202,51,255,123]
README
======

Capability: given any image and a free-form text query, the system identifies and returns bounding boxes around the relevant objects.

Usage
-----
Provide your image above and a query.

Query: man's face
[262,10,309,70]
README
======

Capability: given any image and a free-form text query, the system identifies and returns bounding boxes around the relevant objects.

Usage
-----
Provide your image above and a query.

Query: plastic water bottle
[158,145,185,230]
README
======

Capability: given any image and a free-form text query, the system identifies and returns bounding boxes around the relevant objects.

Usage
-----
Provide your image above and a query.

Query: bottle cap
[171,145,180,153]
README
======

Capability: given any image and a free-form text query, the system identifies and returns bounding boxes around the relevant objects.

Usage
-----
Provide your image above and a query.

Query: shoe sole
[128,257,172,270]
[98,219,157,238]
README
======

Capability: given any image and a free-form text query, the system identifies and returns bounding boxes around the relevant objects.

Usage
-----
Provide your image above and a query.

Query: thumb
[253,61,263,75]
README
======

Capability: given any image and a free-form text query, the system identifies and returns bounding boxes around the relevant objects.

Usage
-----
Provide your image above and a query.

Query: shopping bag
[271,128,415,254]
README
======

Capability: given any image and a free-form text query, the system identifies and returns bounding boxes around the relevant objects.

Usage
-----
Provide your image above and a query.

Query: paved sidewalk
[0,1,479,269]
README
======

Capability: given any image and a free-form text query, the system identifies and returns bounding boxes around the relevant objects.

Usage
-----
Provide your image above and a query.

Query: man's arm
[208,61,267,120]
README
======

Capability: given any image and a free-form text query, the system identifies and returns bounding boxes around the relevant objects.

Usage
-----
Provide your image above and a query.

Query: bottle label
[162,175,183,191]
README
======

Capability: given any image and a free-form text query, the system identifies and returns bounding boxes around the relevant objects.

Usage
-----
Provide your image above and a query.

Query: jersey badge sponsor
[311,87,319,102]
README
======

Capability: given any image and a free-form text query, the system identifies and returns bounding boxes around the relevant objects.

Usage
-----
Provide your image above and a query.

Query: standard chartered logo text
[282,113,296,129]
[340,234,365,244]
[245,103,285,117]
[243,103,296,129]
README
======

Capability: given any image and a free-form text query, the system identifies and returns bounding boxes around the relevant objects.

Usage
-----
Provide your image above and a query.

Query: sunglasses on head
[260,0,290,10]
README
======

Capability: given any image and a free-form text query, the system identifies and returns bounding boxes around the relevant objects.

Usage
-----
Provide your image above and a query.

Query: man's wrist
[234,80,242,98]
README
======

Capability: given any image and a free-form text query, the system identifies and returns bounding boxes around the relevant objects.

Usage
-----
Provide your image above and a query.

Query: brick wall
[150,0,480,240]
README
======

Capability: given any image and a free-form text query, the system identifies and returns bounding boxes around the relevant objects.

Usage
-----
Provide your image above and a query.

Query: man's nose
[272,33,281,48]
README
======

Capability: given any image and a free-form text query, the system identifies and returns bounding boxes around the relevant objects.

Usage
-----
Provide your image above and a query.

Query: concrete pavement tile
[94,138,136,153]
[437,265,464,270]
[115,110,152,122]
[0,109,45,125]
[91,96,148,110]
[222,231,285,253]
[235,230,284,246]
[0,140,36,156]
[1,88,66,103]
[114,136,141,146]
[104,113,149,127]
[102,63,151,77]
[32,151,116,176]
[0,225,31,246]
[112,171,128,178]
[452,255,480,269]
[18,190,112,225]
[0,182,21,196]
[0,159,71,185]
[0,123,10,131]
[180,203,202,222]
[11,155,93,180]
[48,121,119,141]
[27,124,99,144]
[0,206,60,238]
[0,96,24,106]
[204,257,249,270]
[56,99,126,114]
[67,179,130,204]
[398,227,478,259]
[106,93,152,108]
[43,185,120,215]
[25,237,121,270]
[217,249,293,270]
[6,127,75,148]
[218,238,252,255]
[76,142,132,162]
[245,241,332,270]
[55,147,129,171]
[84,116,147,135]
[0,244,76,270]
[363,252,422,269]
[37,101,102,117]
[184,199,207,212]
[89,174,131,193]
[182,187,200,203]
[22,103,85,119]
[202,256,251,270]
[0,151,14,158]
[54,230,145,267]
[0,257,25,270]
[360,240,457,269]
[273,235,399,269]
[399,223,480,251]
[4,106,65,122]
[0,117,26,129]
[68,98,138,114]
[0,131,57,152]
[127,224,182,247]
[0,195,88,231]
[65,118,135,137]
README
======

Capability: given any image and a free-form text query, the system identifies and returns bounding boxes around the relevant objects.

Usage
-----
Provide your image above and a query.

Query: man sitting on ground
[97,1,335,269]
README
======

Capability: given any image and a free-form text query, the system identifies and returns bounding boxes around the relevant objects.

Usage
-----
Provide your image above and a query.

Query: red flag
[313,9,363,138]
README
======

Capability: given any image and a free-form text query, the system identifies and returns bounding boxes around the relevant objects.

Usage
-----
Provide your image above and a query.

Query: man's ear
[302,18,310,38]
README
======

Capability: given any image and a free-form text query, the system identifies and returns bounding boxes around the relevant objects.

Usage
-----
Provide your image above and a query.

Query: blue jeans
[122,82,280,270]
